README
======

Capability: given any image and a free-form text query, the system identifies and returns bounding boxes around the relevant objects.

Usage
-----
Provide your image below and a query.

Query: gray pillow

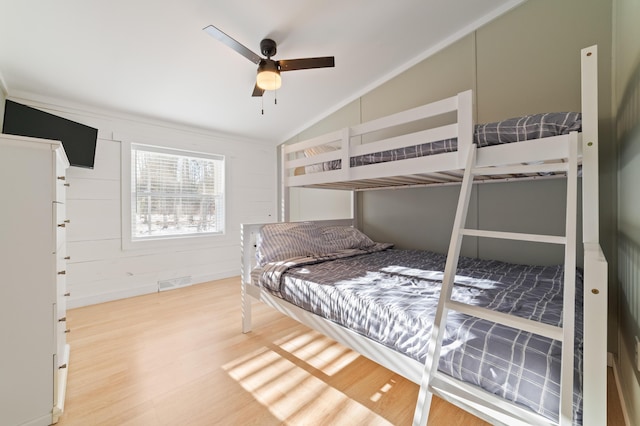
[474,112,582,147]
[255,223,377,266]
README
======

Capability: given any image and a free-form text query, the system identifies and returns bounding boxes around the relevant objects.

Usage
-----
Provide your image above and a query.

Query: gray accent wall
[614,0,640,423]
[284,0,616,356]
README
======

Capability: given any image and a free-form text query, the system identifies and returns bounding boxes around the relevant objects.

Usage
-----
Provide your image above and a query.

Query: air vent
[158,276,192,292]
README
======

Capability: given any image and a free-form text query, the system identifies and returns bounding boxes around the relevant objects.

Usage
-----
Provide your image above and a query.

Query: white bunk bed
[241,45,607,425]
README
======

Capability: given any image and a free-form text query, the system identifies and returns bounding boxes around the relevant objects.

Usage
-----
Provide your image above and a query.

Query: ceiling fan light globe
[256,70,282,91]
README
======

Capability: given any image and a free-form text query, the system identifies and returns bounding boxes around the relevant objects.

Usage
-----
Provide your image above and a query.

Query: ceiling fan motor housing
[260,38,277,58]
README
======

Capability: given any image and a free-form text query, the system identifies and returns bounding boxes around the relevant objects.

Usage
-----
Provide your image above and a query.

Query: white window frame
[121,139,226,250]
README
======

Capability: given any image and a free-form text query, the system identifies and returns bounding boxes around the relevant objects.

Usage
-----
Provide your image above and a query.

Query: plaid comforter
[255,248,583,424]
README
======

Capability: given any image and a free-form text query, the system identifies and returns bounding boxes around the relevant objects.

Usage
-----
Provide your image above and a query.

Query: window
[127,143,225,242]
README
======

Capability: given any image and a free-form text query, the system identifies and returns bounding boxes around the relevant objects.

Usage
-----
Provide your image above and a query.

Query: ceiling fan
[203,25,335,97]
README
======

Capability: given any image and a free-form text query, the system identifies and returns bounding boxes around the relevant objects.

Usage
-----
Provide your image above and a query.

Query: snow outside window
[129,144,225,240]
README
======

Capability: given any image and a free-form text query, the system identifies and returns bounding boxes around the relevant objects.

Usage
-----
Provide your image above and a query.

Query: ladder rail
[413,143,478,426]
[558,133,578,425]
[413,134,580,425]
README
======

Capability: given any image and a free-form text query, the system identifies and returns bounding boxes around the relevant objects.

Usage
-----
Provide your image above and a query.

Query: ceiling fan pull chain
[261,95,264,115]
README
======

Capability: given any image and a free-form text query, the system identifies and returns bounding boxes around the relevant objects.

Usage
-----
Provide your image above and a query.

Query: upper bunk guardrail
[282,90,474,187]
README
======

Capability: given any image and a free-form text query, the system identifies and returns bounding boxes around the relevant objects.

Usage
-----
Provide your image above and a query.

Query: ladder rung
[446,300,564,341]
[461,229,566,245]
[472,162,569,176]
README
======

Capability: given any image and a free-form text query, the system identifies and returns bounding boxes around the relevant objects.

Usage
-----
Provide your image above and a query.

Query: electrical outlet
[636,336,640,372]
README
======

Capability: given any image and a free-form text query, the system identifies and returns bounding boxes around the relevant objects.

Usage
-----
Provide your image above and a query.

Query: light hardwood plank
[58,277,621,425]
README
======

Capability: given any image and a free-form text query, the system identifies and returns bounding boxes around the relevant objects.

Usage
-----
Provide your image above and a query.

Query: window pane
[131,145,224,239]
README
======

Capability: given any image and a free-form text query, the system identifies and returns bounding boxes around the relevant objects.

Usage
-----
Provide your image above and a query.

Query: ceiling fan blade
[252,84,265,97]
[279,57,335,72]
[203,25,262,64]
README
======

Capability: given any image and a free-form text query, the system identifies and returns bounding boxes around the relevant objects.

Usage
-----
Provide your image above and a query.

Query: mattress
[300,112,582,174]
[253,247,583,424]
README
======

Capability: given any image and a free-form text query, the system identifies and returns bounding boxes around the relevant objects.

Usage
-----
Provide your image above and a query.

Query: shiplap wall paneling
[8,99,277,308]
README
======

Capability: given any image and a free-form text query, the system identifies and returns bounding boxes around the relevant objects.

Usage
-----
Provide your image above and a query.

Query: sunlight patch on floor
[370,380,395,402]
[223,330,393,425]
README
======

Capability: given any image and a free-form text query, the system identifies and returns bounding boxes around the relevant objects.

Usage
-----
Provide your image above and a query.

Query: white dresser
[0,134,70,425]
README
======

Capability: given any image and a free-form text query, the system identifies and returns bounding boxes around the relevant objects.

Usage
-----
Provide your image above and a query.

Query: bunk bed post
[340,126,351,182]
[352,190,359,230]
[280,144,290,222]
[580,44,608,426]
[581,46,599,244]
[456,90,474,168]
[240,223,256,333]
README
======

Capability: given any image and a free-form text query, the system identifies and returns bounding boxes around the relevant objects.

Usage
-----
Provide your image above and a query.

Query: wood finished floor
[58,277,625,426]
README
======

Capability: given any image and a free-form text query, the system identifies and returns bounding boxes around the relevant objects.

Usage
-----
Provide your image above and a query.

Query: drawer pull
[64,256,71,260]
[64,329,71,334]
[64,183,70,187]
[57,176,66,181]
[59,364,67,369]
[64,219,70,223]
[57,223,66,228]
[58,270,66,275]
[58,317,66,322]
[64,292,71,297]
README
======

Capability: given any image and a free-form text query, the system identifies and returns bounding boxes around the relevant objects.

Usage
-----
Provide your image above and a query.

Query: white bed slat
[282,130,343,154]
[473,161,568,176]
[350,124,458,157]
[286,149,342,168]
[351,94,461,137]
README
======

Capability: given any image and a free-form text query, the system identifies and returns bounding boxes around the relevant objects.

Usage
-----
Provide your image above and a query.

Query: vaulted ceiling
[0,0,525,143]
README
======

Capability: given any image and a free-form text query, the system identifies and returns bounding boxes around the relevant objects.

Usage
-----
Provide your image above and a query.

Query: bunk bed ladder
[414,137,579,426]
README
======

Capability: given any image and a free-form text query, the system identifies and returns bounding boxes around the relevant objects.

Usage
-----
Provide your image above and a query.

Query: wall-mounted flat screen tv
[2,100,98,168]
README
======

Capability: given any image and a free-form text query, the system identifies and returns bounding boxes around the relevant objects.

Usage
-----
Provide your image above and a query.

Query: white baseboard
[67,283,158,309]
[67,271,237,309]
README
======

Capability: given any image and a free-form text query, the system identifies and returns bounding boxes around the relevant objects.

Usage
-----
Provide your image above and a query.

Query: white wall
[9,96,277,308]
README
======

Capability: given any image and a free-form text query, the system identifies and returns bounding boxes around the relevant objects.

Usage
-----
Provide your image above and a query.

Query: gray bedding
[304,112,582,172]
[254,247,583,424]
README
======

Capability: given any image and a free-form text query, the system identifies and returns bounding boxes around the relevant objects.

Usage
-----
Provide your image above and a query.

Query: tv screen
[2,100,98,168]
